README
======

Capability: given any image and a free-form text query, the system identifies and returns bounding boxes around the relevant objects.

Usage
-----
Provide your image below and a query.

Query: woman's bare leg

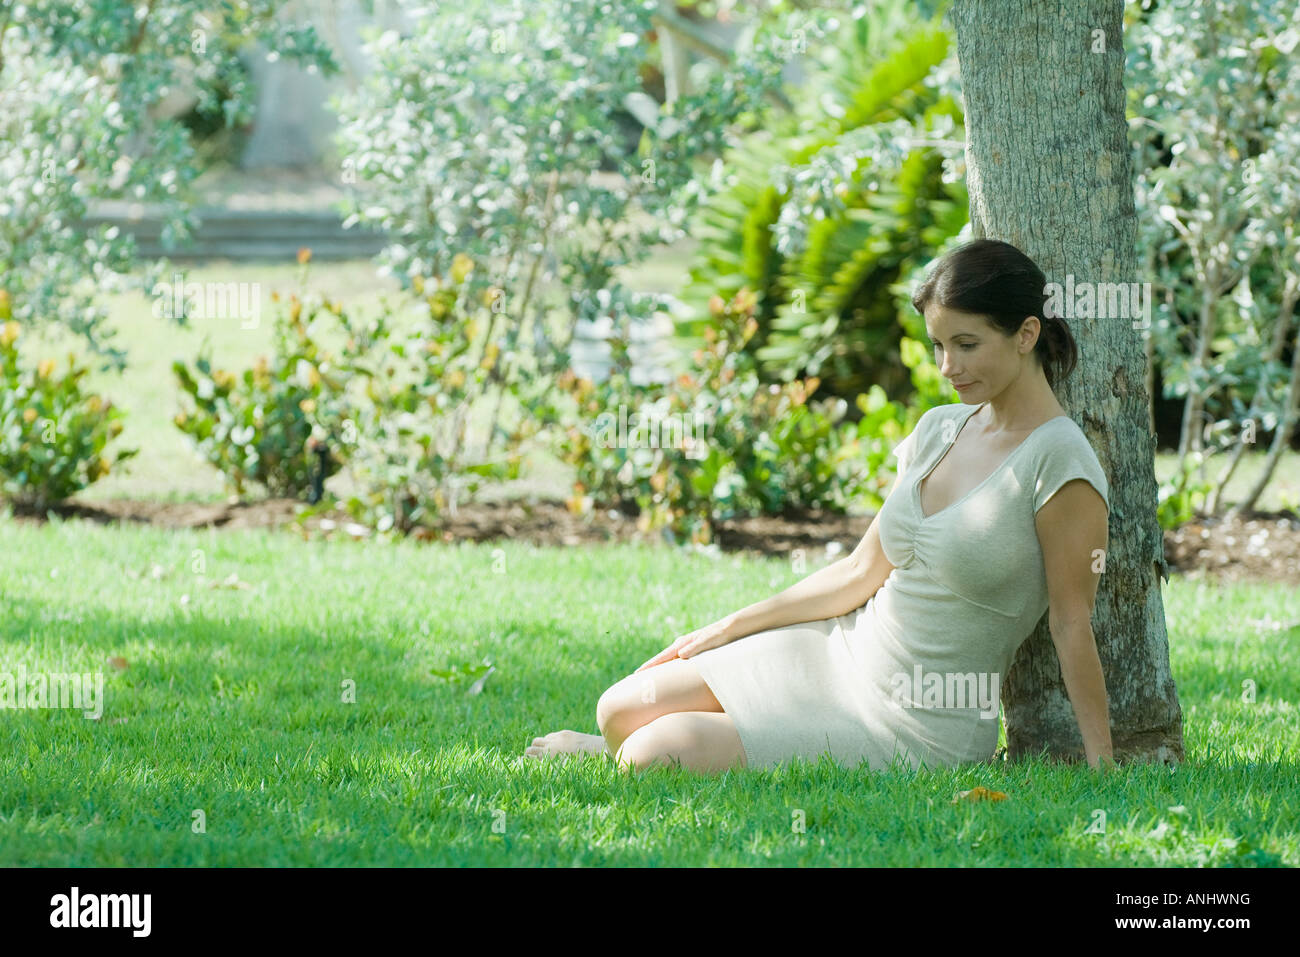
[523,657,723,762]
[614,711,747,774]
[596,657,724,755]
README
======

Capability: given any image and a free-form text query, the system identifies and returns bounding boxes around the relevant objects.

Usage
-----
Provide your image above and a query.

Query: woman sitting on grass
[525,239,1114,775]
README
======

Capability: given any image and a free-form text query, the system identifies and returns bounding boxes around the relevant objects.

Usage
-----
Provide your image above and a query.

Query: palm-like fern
[673,0,968,406]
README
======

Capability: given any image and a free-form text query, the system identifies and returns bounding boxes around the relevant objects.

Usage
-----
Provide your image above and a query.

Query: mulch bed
[6,496,1300,583]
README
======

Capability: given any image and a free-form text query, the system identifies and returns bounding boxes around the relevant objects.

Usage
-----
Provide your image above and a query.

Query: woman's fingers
[635,652,670,673]
[637,647,681,672]
[635,630,704,673]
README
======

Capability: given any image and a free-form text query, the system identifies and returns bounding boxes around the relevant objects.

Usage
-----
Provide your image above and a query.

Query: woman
[525,238,1114,774]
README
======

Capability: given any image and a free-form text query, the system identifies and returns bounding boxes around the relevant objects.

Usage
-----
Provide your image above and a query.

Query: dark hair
[910,238,1079,390]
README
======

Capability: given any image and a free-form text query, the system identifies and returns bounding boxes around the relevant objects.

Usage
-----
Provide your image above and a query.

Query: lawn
[0,516,1295,866]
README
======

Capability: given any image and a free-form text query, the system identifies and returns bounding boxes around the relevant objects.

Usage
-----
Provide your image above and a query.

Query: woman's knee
[597,659,723,741]
[595,685,622,738]
[596,669,659,735]
[616,711,744,773]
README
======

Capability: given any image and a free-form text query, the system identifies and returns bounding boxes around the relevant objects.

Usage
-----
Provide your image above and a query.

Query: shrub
[549,287,911,544]
[676,0,967,405]
[3,5,335,371]
[0,319,137,508]
[332,0,793,489]
[1157,452,1214,530]
[331,256,533,534]
[170,255,539,531]
[172,294,352,498]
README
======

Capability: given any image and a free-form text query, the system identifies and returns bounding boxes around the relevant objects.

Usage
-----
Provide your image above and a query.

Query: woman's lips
[954,382,974,391]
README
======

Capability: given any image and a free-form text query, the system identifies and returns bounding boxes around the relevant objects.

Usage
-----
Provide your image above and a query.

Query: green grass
[0,516,1295,866]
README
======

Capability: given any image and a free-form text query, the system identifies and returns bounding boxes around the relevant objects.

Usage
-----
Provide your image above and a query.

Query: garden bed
[6,495,1300,583]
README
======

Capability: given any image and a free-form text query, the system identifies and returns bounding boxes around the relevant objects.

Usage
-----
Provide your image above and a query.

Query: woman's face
[923,302,1040,403]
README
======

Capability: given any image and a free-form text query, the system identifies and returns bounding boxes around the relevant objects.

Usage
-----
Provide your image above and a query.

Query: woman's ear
[1019,315,1041,353]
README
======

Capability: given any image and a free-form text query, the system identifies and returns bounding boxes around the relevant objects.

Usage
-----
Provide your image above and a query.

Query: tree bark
[951,0,1183,765]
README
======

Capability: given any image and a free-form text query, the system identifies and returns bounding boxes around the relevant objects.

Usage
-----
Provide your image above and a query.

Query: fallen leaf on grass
[429,661,496,695]
[467,665,496,696]
[106,656,129,671]
[952,786,1008,803]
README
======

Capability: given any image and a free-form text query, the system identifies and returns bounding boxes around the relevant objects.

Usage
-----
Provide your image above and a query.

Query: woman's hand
[634,616,737,673]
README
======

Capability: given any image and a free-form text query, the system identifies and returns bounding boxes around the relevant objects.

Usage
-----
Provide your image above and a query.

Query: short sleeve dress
[688,401,1110,771]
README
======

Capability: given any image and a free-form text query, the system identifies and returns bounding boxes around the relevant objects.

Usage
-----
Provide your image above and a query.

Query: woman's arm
[1035,478,1114,768]
[720,477,901,642]
[1053,621,1113,765]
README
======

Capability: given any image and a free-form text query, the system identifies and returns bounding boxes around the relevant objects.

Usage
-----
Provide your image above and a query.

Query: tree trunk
[951,0,1183,765]
[1144,304,1156,438]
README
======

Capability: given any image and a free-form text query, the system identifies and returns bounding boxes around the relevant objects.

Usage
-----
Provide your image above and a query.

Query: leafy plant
[428,660,496,696]
[172,294,352,498]
[1,2,337,371]
[674,0,969,405]
[0,319,137,508]
[331,254,536,534]
[1156,451,1214,530]
[549,286,915,544]
[331,0,795,478]
[169,253,546,531]
[1128,0,1300,511]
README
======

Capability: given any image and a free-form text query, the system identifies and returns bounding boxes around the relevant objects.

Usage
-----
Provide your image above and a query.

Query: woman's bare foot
[524,729,610,761]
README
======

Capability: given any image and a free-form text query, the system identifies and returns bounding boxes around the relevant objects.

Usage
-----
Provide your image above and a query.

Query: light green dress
[690,400,1110,771]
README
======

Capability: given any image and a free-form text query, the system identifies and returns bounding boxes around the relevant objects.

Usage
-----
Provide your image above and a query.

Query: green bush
[4,4,335,371]
[172,294,352,498]
[676,0,967,405]
[549,288,913,545]
[331,255,532,534]
[170,254,537,532]
[0,318,137,508]
[331,0,792,494]
[1157,452,1214,530]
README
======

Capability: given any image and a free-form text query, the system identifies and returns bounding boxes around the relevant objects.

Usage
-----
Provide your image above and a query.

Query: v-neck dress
[689,401,1110,771]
